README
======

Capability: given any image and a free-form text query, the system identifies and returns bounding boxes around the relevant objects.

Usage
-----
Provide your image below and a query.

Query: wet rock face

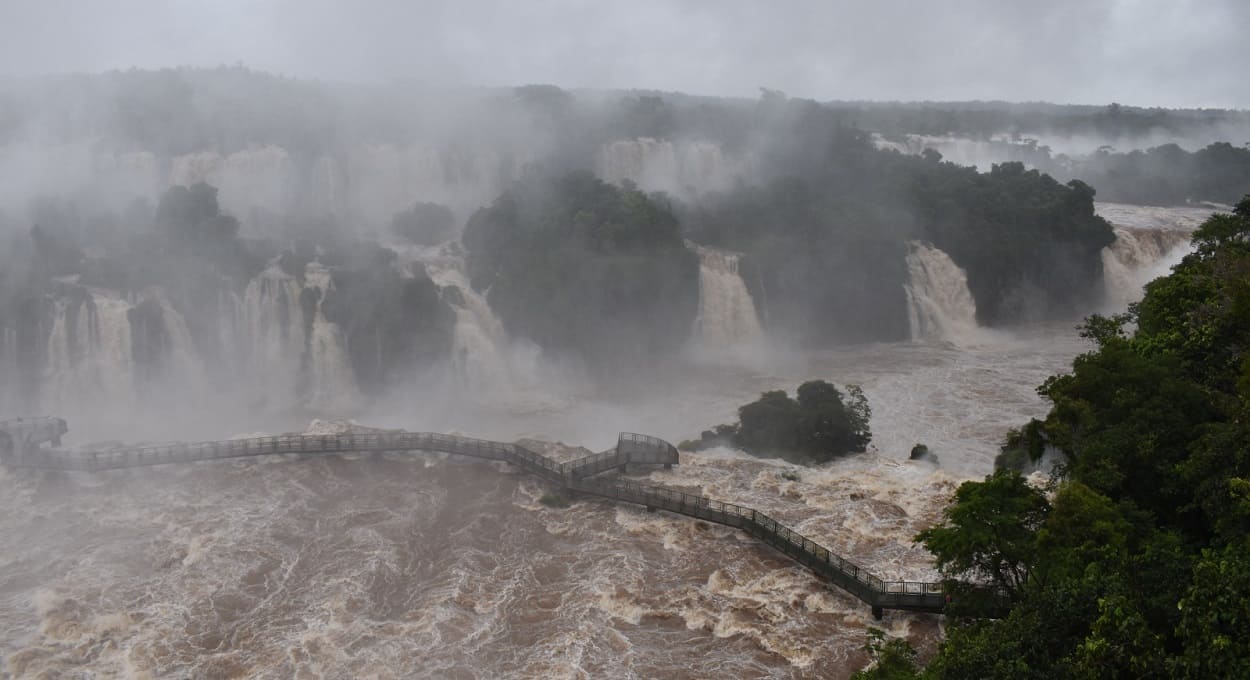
[909,444,938,465]
[320,260,457,395]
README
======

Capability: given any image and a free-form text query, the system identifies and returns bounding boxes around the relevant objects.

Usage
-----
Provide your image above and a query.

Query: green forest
[680,380,872,464]
[686,129,1114,339]
[463,172,699,378]
[856,197,1250,679]
[1064,142,1250,206]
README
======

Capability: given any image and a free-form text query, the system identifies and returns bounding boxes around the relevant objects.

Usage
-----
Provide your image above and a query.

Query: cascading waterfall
[903,242,981,343]
[689,243,764,350]
[0,326,17,413]
[154,292,205,384]
[238,261,361,412]
[404,244,526,393]
[598,138,679,190]
[41,290,136,413]
[596,138,743,198]
[215,288,246,377]
[1101,226,1194,310]
[345,143,520,226]
[13,142,524,235]
[241,264,307,404]
[869,133,1032,171]
[32,287,208,413]
[169,146,294,222]
[302,262,361,412]
[5,140,523,233]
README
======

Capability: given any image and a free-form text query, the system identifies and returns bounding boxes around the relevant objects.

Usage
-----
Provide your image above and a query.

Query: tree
[687,380,872,463]
[155,182,239,246]
[918,201,1250,677]
[851,628,920,680]
[1176,541,1250,678]
[735,390,801,455]
[390,202,456,246]
[916,469,1049,600]
[463,172,698,378]
[321,244,455,392]
[795,380,871,456]
[1034,481,1130,584]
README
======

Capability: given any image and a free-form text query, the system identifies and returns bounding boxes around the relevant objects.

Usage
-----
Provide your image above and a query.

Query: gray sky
[2,0,1247,108]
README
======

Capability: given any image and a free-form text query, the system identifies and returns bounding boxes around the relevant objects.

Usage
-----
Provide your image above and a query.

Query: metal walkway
[1,417,946,617]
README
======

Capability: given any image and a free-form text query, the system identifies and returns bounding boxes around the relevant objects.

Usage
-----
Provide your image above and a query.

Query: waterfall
[690,243,763,350]
[1,141,524,234]
[870,133,1032,171]
[346,143,518,227]
[215,287,246,377]
[1101,226,1193,310]
[904,242,980,343]
[599,138,679,190]
[0,326,17,413]
[169,146,294,223]
[302,262,361,412]
[596,138,742,198]
[239,261,360,413]
[41,290,136,413]
[242,264,307,404]
[392,242,543,395]
[151,290,206,391]
[169,151,223,188]
[409,245,516,391]
[16,286,207,416]
[217,146,294,221]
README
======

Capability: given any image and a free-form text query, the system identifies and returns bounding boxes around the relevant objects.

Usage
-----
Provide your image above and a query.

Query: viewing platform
[0,417,951,617]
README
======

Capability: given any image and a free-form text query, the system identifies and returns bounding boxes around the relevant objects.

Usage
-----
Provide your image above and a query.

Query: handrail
[566,476,945,611]
[0,417,950,616]
[0,416,67,458]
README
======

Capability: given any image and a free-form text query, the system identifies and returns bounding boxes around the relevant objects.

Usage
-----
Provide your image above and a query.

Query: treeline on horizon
[2,67,1247,208]
[4,67,1248,151]
[873,133,1250,207]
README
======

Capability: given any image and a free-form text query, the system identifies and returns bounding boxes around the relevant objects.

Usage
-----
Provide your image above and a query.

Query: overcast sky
[1,0,1247,108]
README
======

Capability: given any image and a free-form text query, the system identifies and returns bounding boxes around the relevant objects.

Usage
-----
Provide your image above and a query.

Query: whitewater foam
[903,242,982,345]
[689,243,764,353]
[1101,225,1194,310]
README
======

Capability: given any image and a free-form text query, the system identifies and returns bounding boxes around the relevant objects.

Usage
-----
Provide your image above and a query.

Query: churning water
[0,323,1086,679]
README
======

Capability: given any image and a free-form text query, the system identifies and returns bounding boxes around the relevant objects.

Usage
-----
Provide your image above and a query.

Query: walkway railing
[0,416,67,455]
[0,418,946,616]
[569,476,946,613]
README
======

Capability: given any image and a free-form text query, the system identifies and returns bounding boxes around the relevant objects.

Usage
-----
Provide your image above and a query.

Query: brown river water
[1,324,1086,679]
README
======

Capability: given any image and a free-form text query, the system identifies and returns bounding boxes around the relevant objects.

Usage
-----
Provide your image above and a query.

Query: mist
[4,0,1250,107]
[0,65,1240,464]
[2,3,1249,678]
